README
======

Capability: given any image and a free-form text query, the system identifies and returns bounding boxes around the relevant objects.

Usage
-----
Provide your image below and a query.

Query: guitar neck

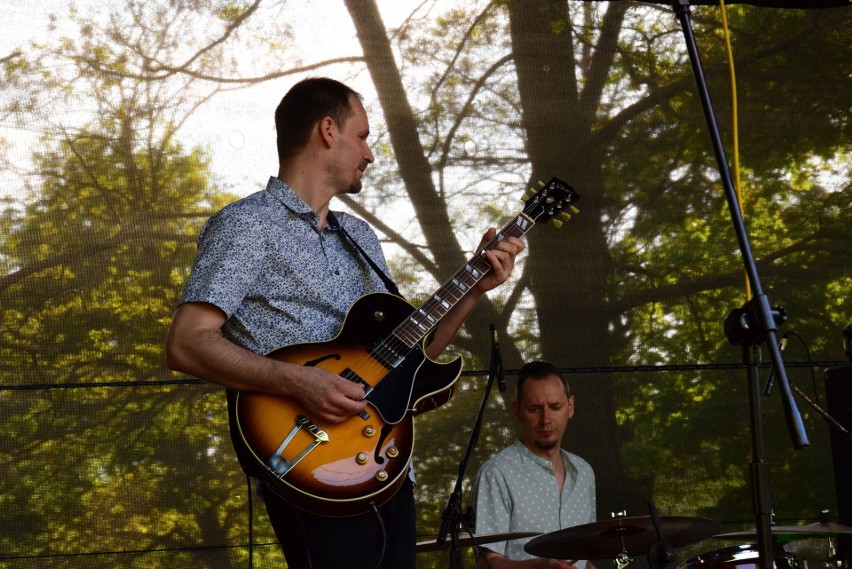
[392,212,535,348]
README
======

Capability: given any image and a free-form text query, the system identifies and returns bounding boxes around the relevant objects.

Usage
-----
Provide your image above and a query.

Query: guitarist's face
[331,96,375,195]
[513,374,575,455]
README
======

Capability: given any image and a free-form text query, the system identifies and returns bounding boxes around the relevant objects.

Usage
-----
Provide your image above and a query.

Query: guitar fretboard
[392,212,535,349]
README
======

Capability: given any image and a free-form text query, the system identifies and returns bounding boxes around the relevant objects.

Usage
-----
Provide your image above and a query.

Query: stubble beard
[348,162,368,194]
[533,438,559,451]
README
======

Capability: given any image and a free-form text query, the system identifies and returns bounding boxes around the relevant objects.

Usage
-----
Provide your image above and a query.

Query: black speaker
[824,354,852,566]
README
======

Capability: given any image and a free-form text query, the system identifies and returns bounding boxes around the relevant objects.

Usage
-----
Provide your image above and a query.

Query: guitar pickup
[267,415,329,476]
[342,367,374,397]
[341,368,373,420]
[369,339,405,369]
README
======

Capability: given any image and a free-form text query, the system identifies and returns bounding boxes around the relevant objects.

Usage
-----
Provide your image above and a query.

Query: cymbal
[715,521,852,542]
[525,516,722,560]
[416,531,541,553]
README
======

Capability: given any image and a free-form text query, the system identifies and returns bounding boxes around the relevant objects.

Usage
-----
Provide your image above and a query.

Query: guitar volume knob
[356,452,369,465]
[386,446,399,458]
[376,470,388,482]
[362,425,376,437]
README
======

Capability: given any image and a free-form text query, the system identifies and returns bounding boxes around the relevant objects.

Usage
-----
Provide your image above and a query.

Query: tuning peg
[570,205,580,215]
[537,180,545,188]
[559,212,572,222]
[551,219,563,229]
[522,187,539,201]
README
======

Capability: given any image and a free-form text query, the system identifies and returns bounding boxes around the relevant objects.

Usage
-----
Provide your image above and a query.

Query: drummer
[472,360,596,568]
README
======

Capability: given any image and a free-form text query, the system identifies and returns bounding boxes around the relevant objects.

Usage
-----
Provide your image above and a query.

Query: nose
[364,143,375,164]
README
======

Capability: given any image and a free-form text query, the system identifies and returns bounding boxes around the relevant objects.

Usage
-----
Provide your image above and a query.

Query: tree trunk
[507,0,643,518]
[344,0,523,365]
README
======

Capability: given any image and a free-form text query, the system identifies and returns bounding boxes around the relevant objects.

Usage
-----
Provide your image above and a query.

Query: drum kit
[416,515,852,569]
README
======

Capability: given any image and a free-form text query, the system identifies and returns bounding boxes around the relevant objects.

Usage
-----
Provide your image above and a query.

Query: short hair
[516,360,571,402]
[275,77,363,162]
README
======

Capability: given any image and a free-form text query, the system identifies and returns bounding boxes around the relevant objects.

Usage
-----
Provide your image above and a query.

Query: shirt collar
[513,439,577,475]
[265,176,341,231]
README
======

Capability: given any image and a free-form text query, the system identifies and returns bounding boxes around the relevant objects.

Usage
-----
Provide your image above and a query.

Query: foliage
[0,1,849,567]
[363,0,850,539]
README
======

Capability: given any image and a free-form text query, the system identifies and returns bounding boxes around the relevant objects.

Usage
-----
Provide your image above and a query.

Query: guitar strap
[332,212,403,299]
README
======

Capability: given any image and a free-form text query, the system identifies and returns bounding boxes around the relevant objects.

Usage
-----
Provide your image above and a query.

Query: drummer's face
[513,374,574,455]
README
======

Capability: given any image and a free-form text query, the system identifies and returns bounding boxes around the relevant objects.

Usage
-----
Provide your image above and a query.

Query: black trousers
[261,478,417,569]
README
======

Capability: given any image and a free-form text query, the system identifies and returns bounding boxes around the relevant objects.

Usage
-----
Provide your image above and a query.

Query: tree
[1,1,848,566]
[340,0,850,530]
[0,3,262,566]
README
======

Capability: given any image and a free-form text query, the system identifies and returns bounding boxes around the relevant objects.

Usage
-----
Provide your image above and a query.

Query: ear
[566,394,575,420]
[318,116,336,148]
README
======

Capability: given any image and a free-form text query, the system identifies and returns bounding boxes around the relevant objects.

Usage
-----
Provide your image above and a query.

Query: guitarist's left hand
[472,227,525,294]
[425,228,524,359]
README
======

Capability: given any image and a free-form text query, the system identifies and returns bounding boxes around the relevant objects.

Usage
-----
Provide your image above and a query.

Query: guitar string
[346,213,536,399]
[334,223,515,404]
[366,222,517,367]
[383,180,572,352]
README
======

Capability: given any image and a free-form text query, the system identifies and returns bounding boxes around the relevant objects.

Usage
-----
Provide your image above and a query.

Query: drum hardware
[679,544,799,569]
[648,501,680,569]
[715,520,852,569]
[714,522,852,543]
[615,551,634,569]
[415,531,540,553]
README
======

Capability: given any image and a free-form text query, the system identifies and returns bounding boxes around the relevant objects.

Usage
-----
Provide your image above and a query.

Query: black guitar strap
[332,212,403,299]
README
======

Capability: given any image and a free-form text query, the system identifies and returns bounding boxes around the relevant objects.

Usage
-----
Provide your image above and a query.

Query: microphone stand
[436,323,504,569]
[647,501,677,569]
[668,3,810,569]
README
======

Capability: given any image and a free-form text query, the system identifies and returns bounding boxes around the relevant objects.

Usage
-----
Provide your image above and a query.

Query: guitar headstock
[521,177,580,228]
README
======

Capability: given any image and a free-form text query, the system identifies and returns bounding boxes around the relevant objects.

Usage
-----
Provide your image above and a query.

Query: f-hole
[304,353,342,367]
[373,423,394,464]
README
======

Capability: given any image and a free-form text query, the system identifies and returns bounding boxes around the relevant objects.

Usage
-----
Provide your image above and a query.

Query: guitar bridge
[267,415,329,476]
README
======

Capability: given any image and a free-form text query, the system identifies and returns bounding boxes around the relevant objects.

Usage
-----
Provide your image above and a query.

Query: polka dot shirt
[473,440,596,565]
[179,177,391,355]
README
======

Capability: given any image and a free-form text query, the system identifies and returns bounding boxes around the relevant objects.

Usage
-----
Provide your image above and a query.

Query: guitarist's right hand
[288,366,368,424]
[167,302,367,424]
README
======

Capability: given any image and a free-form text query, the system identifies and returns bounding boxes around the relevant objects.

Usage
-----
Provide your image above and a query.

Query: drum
[679,544,799,569]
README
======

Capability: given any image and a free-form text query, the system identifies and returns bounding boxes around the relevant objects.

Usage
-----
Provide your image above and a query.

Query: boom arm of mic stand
[672,0,808,451]
[435,324,503,568]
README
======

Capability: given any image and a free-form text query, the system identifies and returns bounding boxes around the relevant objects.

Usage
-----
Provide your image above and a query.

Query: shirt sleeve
[179,206,270,316]
[588,469,597,523]
[472,463,513,556]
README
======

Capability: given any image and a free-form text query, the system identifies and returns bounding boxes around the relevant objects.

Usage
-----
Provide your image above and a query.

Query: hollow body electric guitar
[230,177,580,517]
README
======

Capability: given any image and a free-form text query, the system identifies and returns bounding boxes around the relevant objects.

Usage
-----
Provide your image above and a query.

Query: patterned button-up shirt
[180,176,391,354]
[473,440,596,565]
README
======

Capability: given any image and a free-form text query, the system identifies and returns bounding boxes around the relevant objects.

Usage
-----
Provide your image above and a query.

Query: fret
[452,277,468,293]
[394,326,419,348]
[392,218,536,346]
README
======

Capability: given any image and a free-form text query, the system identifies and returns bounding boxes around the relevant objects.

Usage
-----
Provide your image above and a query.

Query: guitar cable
[246,474,254,569]
[370,500,388,569]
